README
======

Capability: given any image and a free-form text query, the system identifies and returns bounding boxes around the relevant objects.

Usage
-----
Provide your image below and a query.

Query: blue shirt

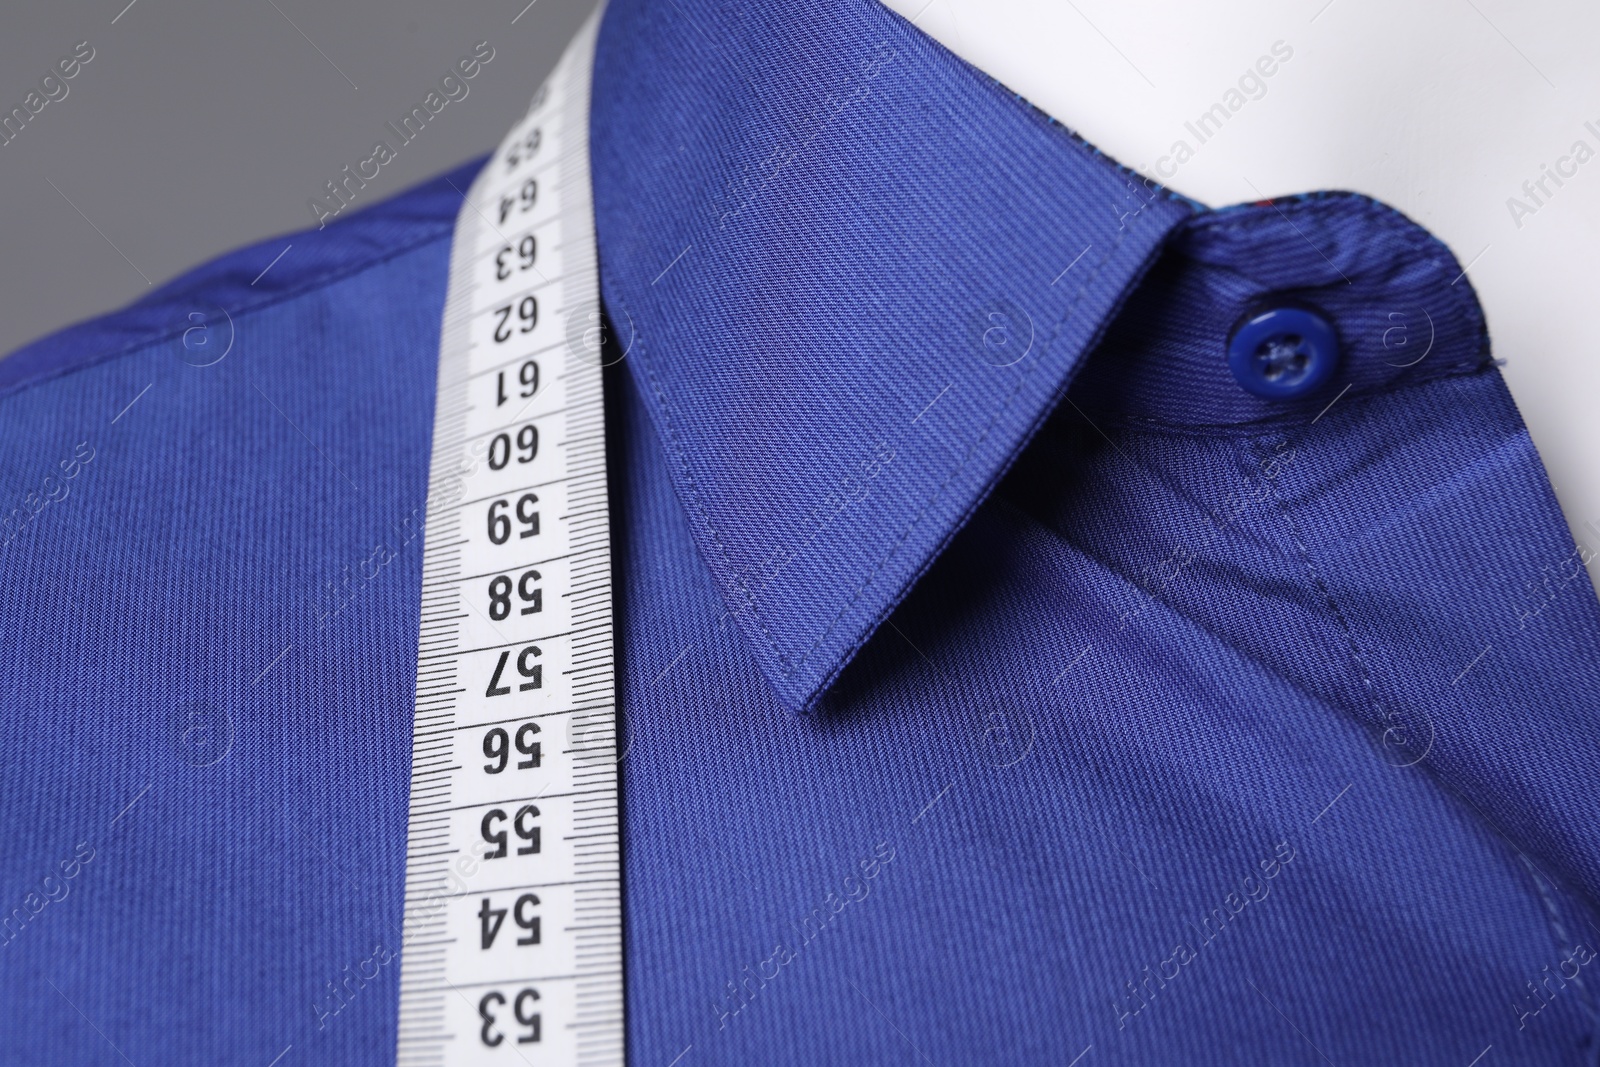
[4,0,1600,1064]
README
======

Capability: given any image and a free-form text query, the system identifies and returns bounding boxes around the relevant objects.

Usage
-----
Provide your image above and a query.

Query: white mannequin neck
[882,0,1600,565]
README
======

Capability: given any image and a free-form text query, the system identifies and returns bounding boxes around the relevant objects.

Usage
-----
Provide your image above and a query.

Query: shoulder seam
[0,223,455,404]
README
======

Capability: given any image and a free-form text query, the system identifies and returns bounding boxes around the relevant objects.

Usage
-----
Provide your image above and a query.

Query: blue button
[1227,305,1339,399]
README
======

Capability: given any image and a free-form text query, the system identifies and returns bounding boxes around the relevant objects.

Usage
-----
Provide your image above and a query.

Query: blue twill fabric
[3,0,1599,1063]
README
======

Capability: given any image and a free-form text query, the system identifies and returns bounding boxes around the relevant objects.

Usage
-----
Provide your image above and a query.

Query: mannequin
[883,0,1600,569]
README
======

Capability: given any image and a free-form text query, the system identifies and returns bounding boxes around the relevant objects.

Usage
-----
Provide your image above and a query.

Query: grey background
[0,0,597,358]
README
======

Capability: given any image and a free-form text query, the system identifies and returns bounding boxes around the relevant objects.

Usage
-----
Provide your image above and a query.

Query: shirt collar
[595,2,1196,716]
[591,0,1489,715]
[590,0,1197,711]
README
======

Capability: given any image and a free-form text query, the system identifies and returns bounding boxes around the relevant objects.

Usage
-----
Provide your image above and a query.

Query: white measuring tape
[397,12,623,1066]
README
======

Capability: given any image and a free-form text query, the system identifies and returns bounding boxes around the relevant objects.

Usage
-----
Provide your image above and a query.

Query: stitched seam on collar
[616,199,1159,698]
[781,205,1161,694]
[616,294,790,673]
